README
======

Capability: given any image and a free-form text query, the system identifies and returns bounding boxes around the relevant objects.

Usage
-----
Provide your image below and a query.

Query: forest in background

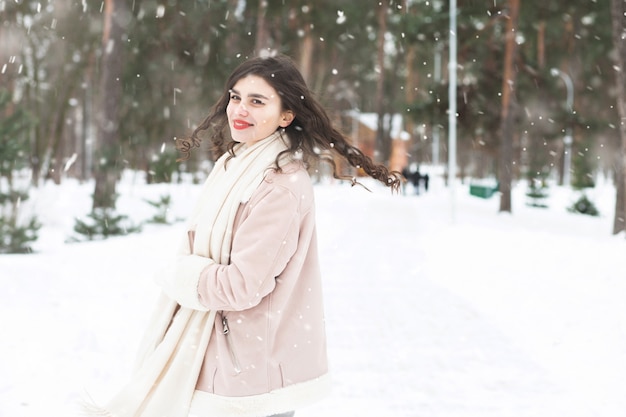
[1,0,626,252]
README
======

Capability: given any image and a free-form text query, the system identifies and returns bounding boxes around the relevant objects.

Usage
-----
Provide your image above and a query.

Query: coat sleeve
[196,182,302,311]
[154,252,215,311]
[154,228,214,311]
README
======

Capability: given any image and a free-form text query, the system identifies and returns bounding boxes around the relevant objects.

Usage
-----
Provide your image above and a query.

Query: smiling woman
[226,75,295,146]
[87,54,401,417]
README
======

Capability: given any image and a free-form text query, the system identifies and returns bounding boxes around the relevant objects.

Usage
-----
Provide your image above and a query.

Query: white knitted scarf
[85,131,290,417]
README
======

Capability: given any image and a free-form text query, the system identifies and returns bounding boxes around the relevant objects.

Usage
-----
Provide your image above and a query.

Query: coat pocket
[221,313,242,374]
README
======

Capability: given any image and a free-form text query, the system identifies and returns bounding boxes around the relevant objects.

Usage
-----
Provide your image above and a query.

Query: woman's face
[226,75,294,145]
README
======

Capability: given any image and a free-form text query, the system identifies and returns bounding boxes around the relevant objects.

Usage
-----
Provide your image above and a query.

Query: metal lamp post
[448,0,457,221]
[550,68,574,186]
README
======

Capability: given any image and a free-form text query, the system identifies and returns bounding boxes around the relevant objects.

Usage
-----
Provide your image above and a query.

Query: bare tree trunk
[288,4,313,85]
[614,164,625,234]
[537,21,545,69]
[48,71,82,184]
[93,0,127,210]
[375,1,388,164]
[299,30,314,85]
[77,47,97,183]
[611,0,626,235]
[29,58,41,185]
[403,0,417,168]
[498,0,520,213]
[254,0,270,55]
[50,104,66,185]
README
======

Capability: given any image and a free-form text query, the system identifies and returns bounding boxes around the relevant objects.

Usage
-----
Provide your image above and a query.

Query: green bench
[469,181,499,199]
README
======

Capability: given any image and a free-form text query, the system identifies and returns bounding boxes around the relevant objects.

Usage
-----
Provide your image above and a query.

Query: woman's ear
[279,110,295,127]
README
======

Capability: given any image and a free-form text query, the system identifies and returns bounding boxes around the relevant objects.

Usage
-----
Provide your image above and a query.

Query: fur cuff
[155,255,214,311]
[189,373,332,417]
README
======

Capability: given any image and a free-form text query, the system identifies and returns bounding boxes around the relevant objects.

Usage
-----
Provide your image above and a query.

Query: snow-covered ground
[1,169,625,417]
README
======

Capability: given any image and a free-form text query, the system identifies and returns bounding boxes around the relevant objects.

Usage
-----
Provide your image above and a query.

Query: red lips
[233,119,253,130]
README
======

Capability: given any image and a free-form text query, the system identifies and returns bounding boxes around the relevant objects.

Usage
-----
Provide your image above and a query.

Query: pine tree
[0,89,41,254]
[610,0,626,234]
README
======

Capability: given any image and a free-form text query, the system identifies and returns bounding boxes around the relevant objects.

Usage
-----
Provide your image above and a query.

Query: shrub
[568,194,599,216]
[71,208,142,241]
[526,179,549,208]
[148,150,180,184]
[0,215,41,254]
[145,194,173,224]
[71,193,142,241]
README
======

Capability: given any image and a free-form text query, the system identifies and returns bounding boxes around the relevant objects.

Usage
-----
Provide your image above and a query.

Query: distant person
[86,53,401,417]
[401,166,422,195]
[413,171,422,194]
[423,173,429,192]
[402,167,412,195]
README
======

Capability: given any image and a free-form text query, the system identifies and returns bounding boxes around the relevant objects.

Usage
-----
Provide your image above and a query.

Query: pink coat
[189,161,330,414]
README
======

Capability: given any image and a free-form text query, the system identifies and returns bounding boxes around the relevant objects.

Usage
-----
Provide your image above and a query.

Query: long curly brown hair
[176,54,401,191]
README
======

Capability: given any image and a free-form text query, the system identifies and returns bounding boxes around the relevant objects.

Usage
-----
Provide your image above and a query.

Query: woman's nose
[236,102,248,115]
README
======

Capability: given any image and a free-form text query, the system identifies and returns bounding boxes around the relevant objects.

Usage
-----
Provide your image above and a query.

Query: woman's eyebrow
[229,88,270,100]
[248,92,270,100]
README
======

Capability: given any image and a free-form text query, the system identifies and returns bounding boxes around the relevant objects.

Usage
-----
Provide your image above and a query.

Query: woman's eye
[251,99,264,105]
[229,94,241,101]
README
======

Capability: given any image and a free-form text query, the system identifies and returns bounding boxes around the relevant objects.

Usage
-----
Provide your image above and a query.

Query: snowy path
[1,179,626,417]
[305,186,623,417]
